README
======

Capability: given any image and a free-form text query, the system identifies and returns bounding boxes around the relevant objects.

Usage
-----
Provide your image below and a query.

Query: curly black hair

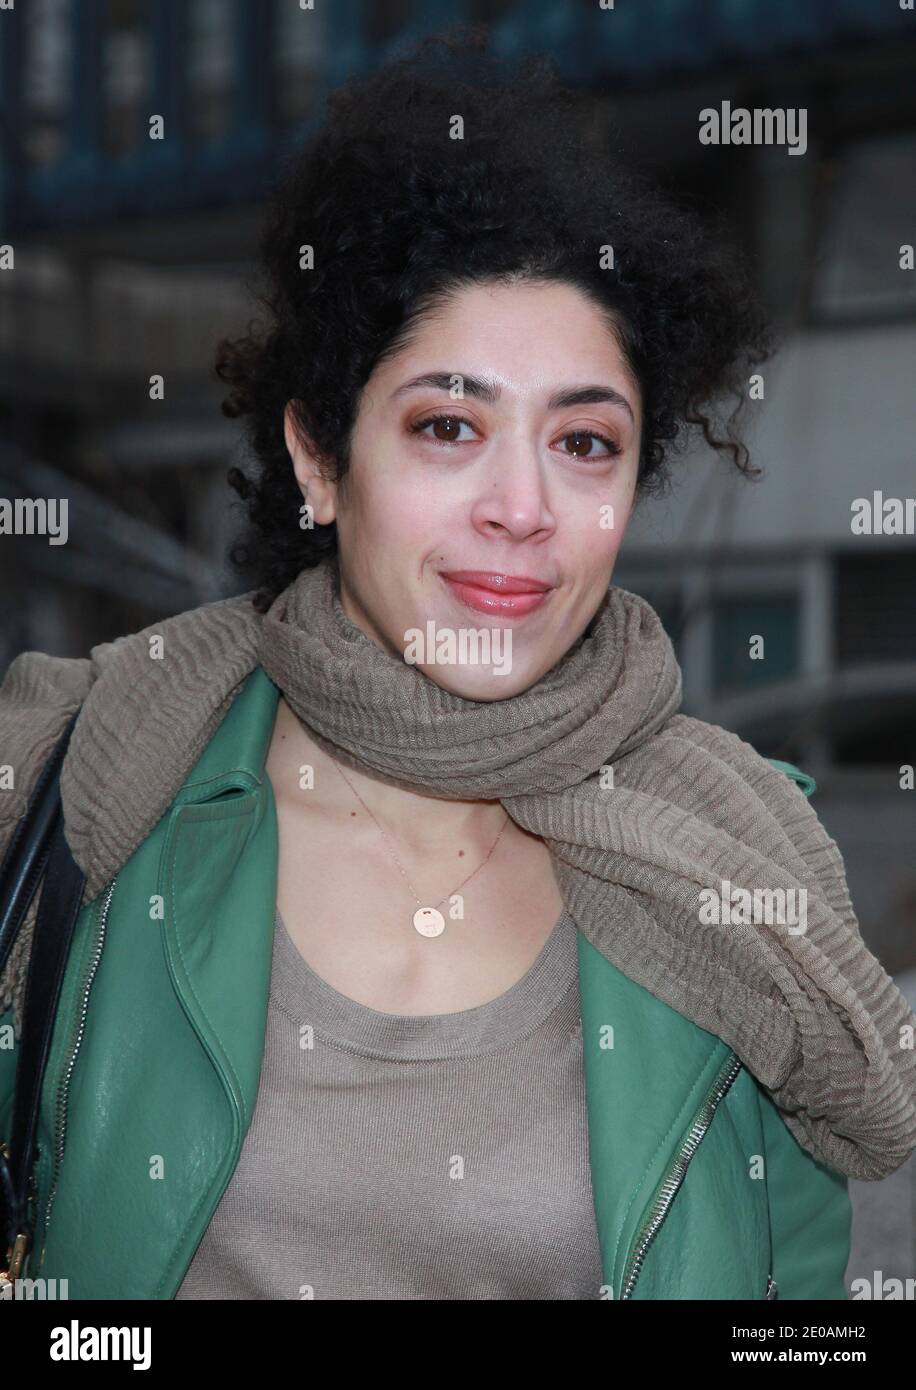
[219,25,775,613]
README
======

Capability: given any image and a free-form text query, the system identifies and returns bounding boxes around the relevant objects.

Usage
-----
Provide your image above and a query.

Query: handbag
[0,708,86,1289]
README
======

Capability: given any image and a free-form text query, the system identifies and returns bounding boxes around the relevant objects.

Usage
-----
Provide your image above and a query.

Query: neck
[269,696,509,858]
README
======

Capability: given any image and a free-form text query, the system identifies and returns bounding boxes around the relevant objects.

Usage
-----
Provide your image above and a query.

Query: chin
[421,661,539,702]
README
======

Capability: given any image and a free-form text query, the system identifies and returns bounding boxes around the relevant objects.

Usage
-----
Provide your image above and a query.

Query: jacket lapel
[158,665,281,1137]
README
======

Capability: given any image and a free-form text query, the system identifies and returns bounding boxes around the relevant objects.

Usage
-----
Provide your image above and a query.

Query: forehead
[377,278,641,405]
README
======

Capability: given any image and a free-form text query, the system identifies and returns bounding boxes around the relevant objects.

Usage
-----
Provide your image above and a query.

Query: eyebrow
[389,371,635,425]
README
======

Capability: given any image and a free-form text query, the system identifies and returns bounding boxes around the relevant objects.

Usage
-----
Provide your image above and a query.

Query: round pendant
[413,906,446,938]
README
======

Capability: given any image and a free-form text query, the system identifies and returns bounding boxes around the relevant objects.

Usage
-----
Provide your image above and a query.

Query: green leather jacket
[1,664,851,1299]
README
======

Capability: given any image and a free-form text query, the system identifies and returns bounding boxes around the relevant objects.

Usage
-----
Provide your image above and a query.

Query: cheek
[382,477,456,545]
[339,463,395,532]
[602,468,638,546]
[573,492,631,562]
[606,503,633,554]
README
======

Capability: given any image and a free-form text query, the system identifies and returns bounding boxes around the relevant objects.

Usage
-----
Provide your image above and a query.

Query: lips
[438,570,552,594]
[438,569,554,618]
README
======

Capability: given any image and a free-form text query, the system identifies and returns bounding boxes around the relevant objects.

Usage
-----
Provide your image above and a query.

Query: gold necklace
[326,752,511,937]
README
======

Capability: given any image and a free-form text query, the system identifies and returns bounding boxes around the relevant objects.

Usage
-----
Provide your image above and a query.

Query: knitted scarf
[258,556,916,1181]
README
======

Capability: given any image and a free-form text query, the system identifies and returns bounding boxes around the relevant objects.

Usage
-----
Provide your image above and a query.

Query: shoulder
[657,712,815,792]
[761,757,817,798]
[0,647,96,1032]
[650,710,858,948]
[0,590,267,1026]
[0,648,93,834]
[639,712,831,880]
[0,590,262,849]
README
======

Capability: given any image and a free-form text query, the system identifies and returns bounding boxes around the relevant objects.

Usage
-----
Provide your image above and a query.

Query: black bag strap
[0,709,86,1284]
[0,711,80,978]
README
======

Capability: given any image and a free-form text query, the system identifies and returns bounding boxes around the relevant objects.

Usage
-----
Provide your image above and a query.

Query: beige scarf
[257,556,916,1181]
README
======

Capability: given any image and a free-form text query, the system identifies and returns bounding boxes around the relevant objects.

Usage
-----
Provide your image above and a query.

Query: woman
[1,33,915,1301]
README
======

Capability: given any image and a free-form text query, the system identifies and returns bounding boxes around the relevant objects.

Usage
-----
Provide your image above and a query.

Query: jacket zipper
[36,874,118,1269]
[619,1052,743,1299]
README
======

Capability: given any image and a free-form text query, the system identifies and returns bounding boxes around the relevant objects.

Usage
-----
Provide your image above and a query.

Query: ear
[283,401,338,525]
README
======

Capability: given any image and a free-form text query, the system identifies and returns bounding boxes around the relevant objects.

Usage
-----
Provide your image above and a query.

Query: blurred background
[1,0,914,1292]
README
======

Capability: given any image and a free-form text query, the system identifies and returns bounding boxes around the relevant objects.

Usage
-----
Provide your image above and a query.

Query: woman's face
[284,278,642,699]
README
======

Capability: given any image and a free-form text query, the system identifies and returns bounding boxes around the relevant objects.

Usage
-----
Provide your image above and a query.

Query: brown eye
[409,414,476,445]
[431,416,462,441]
[559,430,620,460]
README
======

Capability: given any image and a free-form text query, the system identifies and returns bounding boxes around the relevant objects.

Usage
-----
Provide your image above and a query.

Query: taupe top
[175,904,605,1300]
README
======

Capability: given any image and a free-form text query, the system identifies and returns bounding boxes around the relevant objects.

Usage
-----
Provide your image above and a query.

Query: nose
[469,448,557,544]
